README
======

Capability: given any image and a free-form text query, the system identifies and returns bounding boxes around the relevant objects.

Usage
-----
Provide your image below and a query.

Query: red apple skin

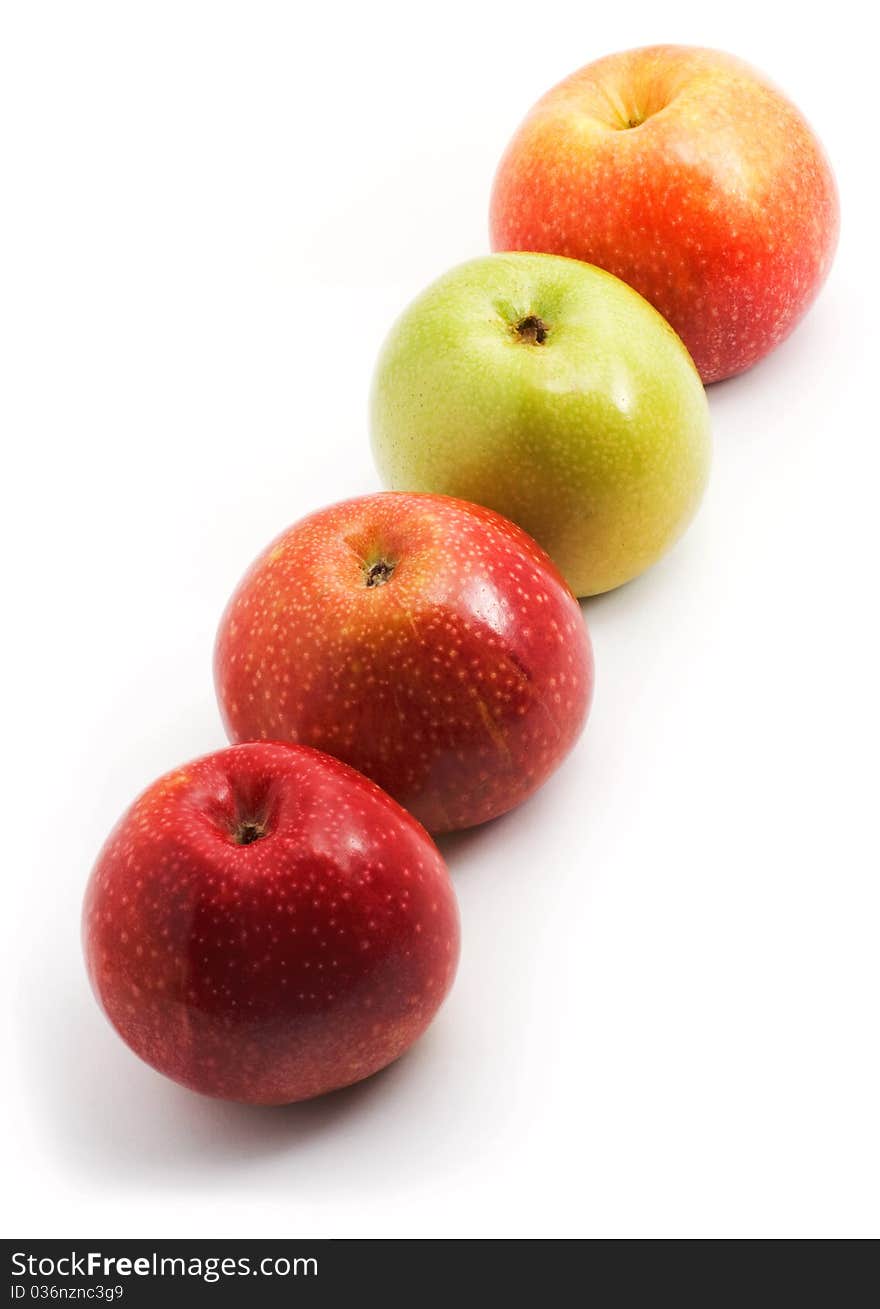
[215,493,593,834]
[83,741,460,1105]
[490,45,839,383]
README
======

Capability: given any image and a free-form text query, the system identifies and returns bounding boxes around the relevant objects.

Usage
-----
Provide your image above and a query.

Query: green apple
[370,252,711,597]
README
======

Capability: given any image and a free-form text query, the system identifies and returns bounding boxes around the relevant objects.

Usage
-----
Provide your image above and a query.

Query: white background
[2,0,878,1240]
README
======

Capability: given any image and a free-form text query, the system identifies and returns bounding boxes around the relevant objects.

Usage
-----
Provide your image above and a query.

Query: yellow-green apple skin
[370,252,711,597]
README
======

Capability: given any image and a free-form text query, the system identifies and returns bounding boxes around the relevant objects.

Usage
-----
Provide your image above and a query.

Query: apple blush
[215,492,594,833]
[83,742,460,1104]
[490,44,839,383]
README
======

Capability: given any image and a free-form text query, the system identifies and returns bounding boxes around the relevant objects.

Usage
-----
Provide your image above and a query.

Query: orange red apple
[490,45,839,383]
[215,493,593,832]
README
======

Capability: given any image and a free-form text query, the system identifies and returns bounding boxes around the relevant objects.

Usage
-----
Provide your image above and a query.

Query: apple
[490,44,839,383]
[369,253,710,597]
[82,741,460,1104]
[215,492,593,833]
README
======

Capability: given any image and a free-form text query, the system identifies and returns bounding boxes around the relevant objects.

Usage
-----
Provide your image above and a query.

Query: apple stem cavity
[514,315,549,345]
[364,559,395,588]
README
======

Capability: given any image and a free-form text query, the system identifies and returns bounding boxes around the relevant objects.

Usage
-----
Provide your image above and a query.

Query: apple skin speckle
[215,492,594,833]
[490,45,840,384]
[82,741,460,1105]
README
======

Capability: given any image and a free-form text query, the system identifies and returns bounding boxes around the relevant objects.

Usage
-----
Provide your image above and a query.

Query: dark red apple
[83,741,459,1104]
[214,493,594,833]
[490,45,839,383]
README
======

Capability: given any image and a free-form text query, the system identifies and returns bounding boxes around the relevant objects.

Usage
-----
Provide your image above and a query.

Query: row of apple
[82,45,838,1106]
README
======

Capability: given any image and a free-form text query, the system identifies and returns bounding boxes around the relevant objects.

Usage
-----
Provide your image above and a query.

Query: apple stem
[233,819,266,846]
[364,560,395,588]
[515,315,548,345]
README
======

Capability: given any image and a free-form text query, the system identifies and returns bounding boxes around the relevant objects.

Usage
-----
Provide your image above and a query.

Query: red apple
[83,741,459,1104]
[215,493,593,833]
[490,45,839,383]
